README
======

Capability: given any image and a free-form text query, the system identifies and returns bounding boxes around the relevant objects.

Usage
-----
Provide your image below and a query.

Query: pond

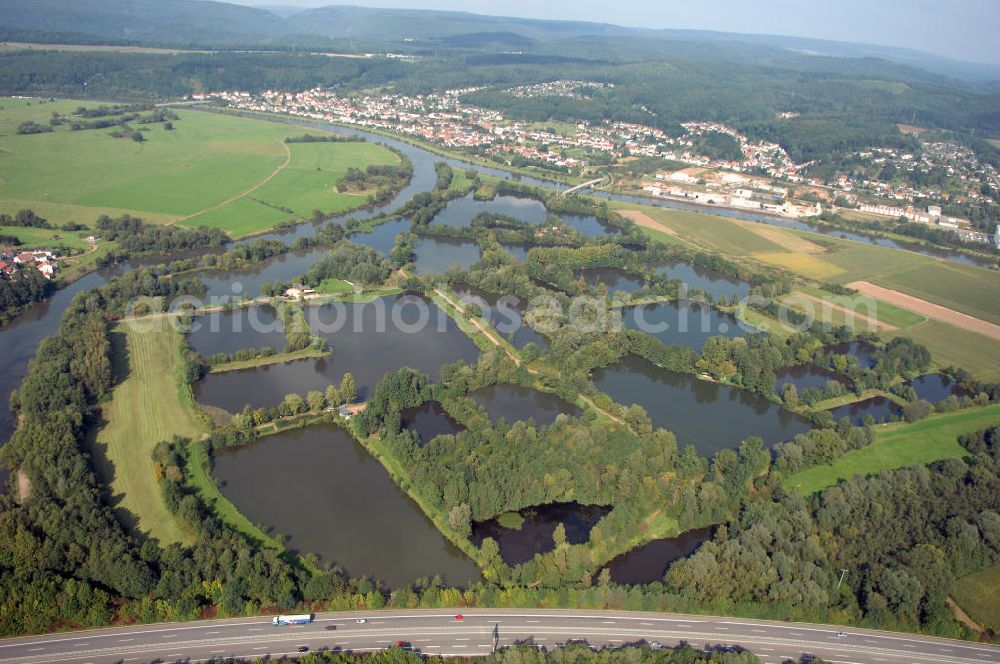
[906,373,971,402]
[470,502,611,566]
[574,267,648,294]
[606,526,714,585]
[194,294,480,412]
[561,214,622,238]
[656,261,751,301]
[774,365,850,395]
[452,284,548,349]
[194,246,330,300]
[620,300,749,352]
[401,401,465,446]
[187,305,287,358]
[470,384,581,427]
[822,340,879,369]
[828,396,902,425]
[347,218,412,257]
[412,236,482,276]
[592,355,812,456]
[432,192,549,228]
[212,423,480,587]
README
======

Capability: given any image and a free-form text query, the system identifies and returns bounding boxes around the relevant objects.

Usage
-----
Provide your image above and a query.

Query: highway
[1,609,998,664]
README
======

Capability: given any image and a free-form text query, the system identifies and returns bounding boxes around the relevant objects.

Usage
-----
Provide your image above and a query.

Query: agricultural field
[952,564,1000,632]
[91,319,206,545]
[0,97,400,237]
[625,201,1000,378]
[783,404,1000,495]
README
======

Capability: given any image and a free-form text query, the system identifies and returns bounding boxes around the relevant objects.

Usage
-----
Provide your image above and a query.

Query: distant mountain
[1,0,997,81]
[0,0,287,45]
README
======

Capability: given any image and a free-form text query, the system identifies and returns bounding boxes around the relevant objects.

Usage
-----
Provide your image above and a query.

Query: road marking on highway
[753,629,766,633]
[602,621,616,624]
[425,645,440,649]
[253,646,266,650]
[74,643,88,646]
[479,644,493,647]
[206,631,220,635]
[28,647,44,651]
[211,650,226,654]
[118,638,133,642]
[526,620,540,623]
[248,628,262,631]
[455,637,470,641]
[453,644,466,648]
[161,634,177,638]
[715,627,729,630]
[640,622,653,626]
[760,647,774,651]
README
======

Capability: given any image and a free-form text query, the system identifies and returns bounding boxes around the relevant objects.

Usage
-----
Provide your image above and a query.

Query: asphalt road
[0,609,997,664]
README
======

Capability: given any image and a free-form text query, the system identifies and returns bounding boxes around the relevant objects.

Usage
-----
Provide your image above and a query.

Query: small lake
[401,401,465,446]
[593,355,811,455]
[452,284,548,349]
[413,236,482,275]
[348,218,411,257]
[470,384,581,427]
[187,305,286,358]
[906,373,971,402]
[212,424,480,587]
[656,261,751,301]
[829,396,902,425]
[620,301,749,352]
[561,214,622,238]
[822,341,879,369]
[471,502,611,566]
[574,267,648,294]
[433,192,549,228]
[774,365,849,395]
[194,294,480,412]
[606,526,713,585]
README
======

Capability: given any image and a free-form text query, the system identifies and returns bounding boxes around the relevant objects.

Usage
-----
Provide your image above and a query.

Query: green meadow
[784,404,1000,495]
[0,97,399,237]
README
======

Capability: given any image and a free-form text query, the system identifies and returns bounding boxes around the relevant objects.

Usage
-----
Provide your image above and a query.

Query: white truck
[272,614,313,626]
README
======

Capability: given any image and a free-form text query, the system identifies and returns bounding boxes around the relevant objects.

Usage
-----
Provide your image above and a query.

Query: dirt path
[171,140,293,225]
[15,469,31,503]
[619,209,680,237]
[947,596,984,634]
[787,291,898,331]
[847,281,1000,340]
[434,287,521,366]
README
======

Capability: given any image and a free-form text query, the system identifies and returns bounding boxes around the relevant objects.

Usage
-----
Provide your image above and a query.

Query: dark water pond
[574,267,648,294]
[212,423,480,587]
[828,396,902,425]
[187,305,286,358]
[774,365,849,395]
[606,526,714,585]
[822,341,879,369]
[452,284,548,349]
[470,384,581,427]
[592,355,811,456]
[906,373,971,402]
[194,294,479,412]
[401,401,465,446]
[471,502,611,566]
[620,301,748,352]
[412,236,482,275]
[656,261,751,301]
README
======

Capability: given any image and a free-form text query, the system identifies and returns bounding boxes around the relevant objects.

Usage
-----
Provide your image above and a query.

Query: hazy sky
[233,0,1000,64]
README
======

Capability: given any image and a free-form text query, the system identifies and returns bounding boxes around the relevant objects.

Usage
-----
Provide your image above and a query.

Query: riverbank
[207,346,331,373]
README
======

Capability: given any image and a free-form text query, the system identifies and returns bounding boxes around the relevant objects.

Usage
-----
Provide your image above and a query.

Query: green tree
[339,372,357,403]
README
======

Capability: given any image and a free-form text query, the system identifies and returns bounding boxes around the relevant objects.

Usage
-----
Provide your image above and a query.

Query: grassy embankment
[95,319,206,545]
[0,97,400,237]
[783,403,1000,495]
[617,202,1000,380]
